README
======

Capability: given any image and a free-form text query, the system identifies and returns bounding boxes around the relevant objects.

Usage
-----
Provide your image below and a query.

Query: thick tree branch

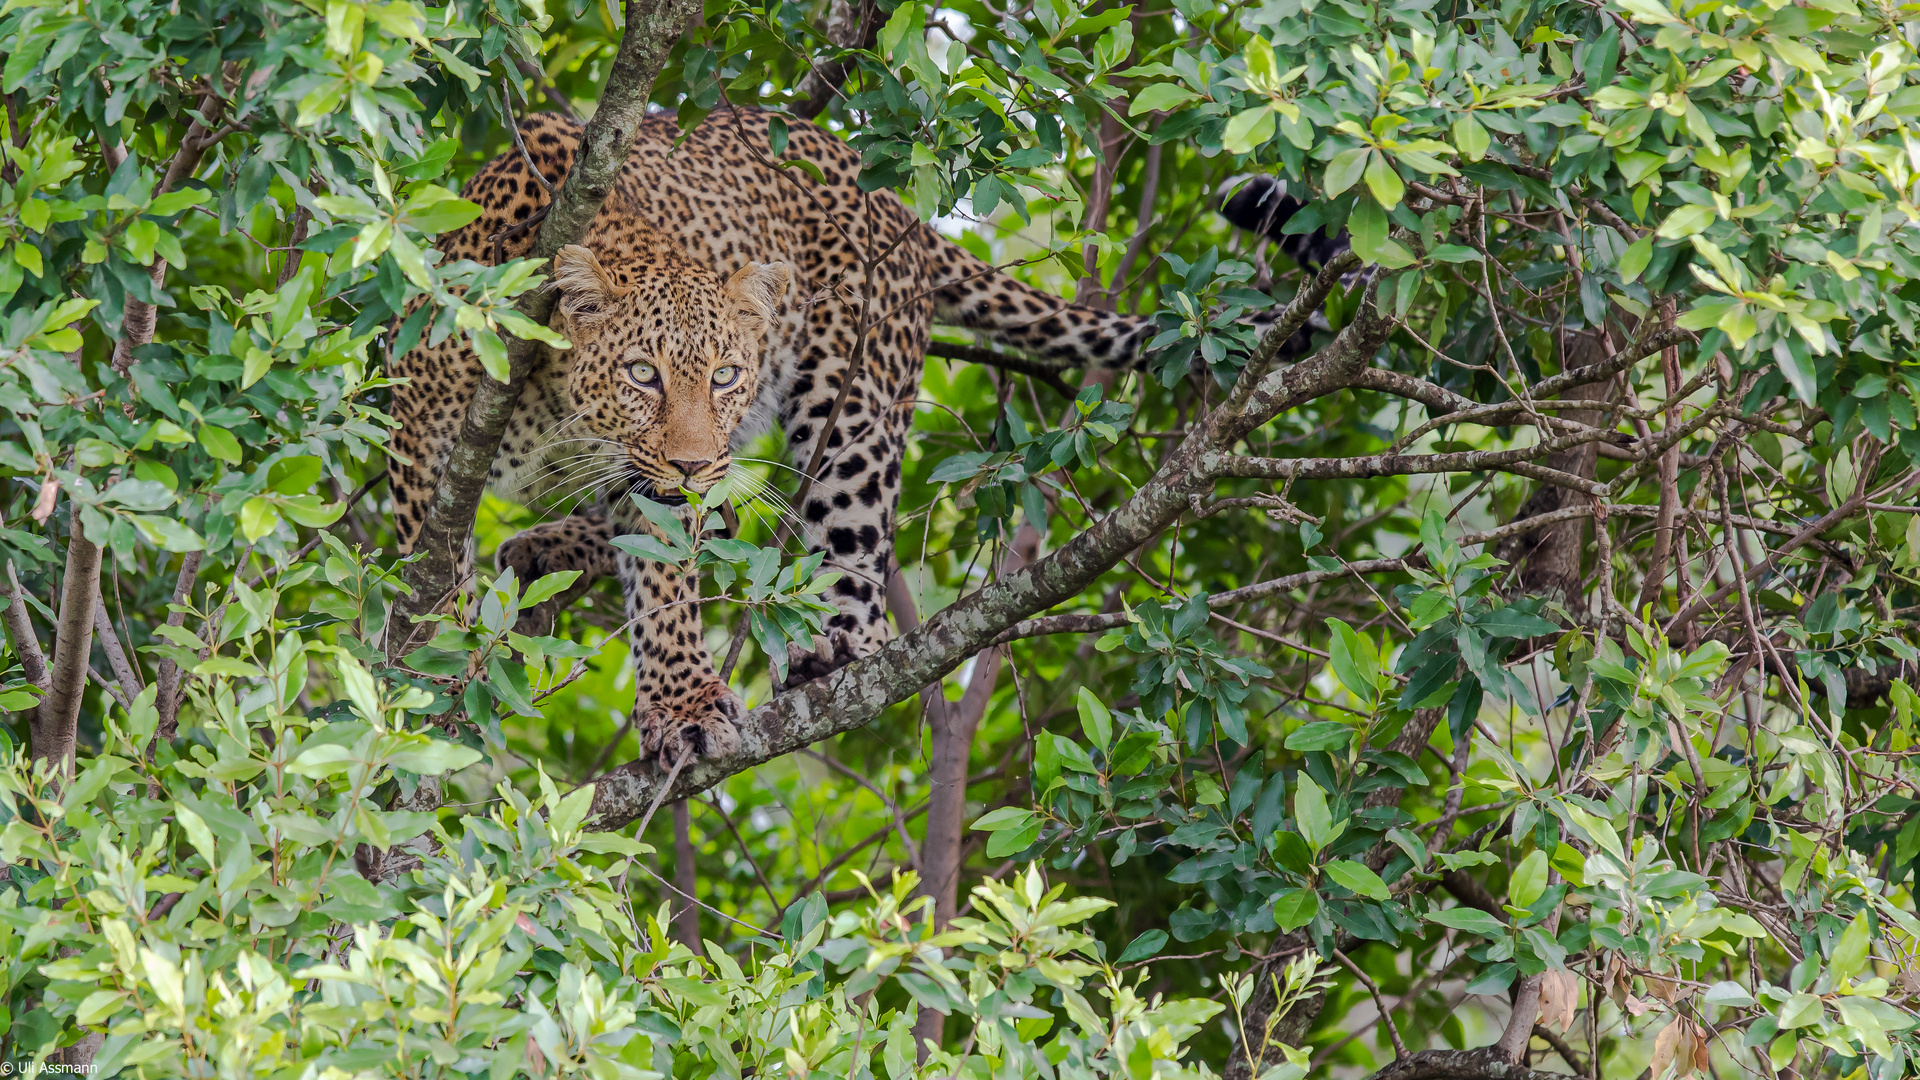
[1529,326,1692,401]
[112,85,234,375]
[926,341,1078,398]
[38,503,98,771]
[792,0,876,120]
[390,0,704,654]
[2,560,47,704]
[1207,436,1618,494]
[92,599,143,706]
[1363,1048,1573,1080]
[154,550,201,739]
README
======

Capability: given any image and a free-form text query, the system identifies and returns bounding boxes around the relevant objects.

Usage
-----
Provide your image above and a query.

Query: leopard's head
[550,244,791,506]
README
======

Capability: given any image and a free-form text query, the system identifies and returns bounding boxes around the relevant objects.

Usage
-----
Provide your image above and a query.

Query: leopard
[388,106,1340,767]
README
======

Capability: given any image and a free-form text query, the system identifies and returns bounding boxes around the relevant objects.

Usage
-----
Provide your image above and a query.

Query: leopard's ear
[552,245,622,339]
[723,261,792,332]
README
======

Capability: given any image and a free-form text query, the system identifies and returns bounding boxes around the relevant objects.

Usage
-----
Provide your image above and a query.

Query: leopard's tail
[927,176,1347,373]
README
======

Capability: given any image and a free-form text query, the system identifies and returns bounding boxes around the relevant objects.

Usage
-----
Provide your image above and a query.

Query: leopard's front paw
[638,679,743,765]
[782,621,888,688]
[494,517,609,633]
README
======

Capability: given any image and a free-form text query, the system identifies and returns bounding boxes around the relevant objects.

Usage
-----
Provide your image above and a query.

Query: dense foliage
[7,0,1920,1077]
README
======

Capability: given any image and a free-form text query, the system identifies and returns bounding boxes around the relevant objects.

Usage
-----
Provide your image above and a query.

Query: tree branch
[1206,433,1620,494]
[38,503,98,772]
[1363,1048,1573,1080]
[92,598,143,707]
[792,0,876,120]
[154,550,201,740]
[926,341,1079,398]
[2,560,48,704]
[1334,949,1409,1060]
[389,0,704,656]
[111,84,234,376]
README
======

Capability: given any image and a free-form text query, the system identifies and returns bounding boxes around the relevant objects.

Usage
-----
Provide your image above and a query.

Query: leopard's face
[551,244,791,506]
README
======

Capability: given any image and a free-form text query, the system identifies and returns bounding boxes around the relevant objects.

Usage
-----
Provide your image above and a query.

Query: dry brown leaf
[30,477,57,523]
[1623,993,1657,1017]
[1689,1020,1712,1074]
[1900,965,1920,999]
[1650,1017,1683,1080]
[1645,971,1684,1003]
[1605,952,1632,1007]
[525,1034,546,1074]
[1536,968,1580,1033]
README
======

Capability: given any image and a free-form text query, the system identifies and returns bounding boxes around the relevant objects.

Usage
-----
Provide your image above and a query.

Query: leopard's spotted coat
[390,108,1324,764]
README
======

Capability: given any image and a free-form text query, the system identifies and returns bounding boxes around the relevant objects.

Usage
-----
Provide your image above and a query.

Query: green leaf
[1222,107,1277,155]
[1295,775,1333,853]
[1475,608,1560,638]
[1703,980,1755,1007]
[239,497,280,543]
[609,533,689,564]
[1323,147,1369,197]
[384,735,483,777]
[1324,859,1390,900]
[1129,82,1201,116]
[1326,618,1379,703]
[1778,992,1824,1029]
[658,978,729,1009]
[972,807,1036,832]
[400,186,483,234]
[1618,235,1653,282]
[1348,193,1385,253]
[1830,912,1871,982]
[520,570,584,607]
[1656,203,1715,240]
[267,456,324,496]
[1117,929,1168,963]
[1508,849,1549,908]
[198,425,242,465]
[1284,721,1353,752]
[1452,113,1489,161]
[1272,887,1320,932]
[1363,151,1406,210]
[1077,687,1113,749]
[1427,907,1508,937]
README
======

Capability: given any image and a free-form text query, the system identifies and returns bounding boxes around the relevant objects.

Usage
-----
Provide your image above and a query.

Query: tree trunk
[673,799,702,954]
[910,523,1039,1054]
[1494,331,1613,605]
[1076,110,1125,312]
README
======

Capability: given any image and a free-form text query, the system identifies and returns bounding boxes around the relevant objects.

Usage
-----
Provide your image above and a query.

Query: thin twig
[1333,948,1409,1060]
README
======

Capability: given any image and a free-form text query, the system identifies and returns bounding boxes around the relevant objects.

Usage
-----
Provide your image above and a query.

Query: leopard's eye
[711,365,740,388]
[627,361,659,386]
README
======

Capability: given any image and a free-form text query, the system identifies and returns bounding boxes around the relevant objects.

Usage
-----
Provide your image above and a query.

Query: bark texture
[672,800,702,953]
[36,504,98,772]
[792,0,876,120]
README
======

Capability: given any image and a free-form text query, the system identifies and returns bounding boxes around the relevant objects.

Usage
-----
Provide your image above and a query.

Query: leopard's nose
[668,458,714,479]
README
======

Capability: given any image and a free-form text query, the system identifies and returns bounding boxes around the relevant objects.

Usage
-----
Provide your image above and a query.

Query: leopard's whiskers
[514,454,625,504]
